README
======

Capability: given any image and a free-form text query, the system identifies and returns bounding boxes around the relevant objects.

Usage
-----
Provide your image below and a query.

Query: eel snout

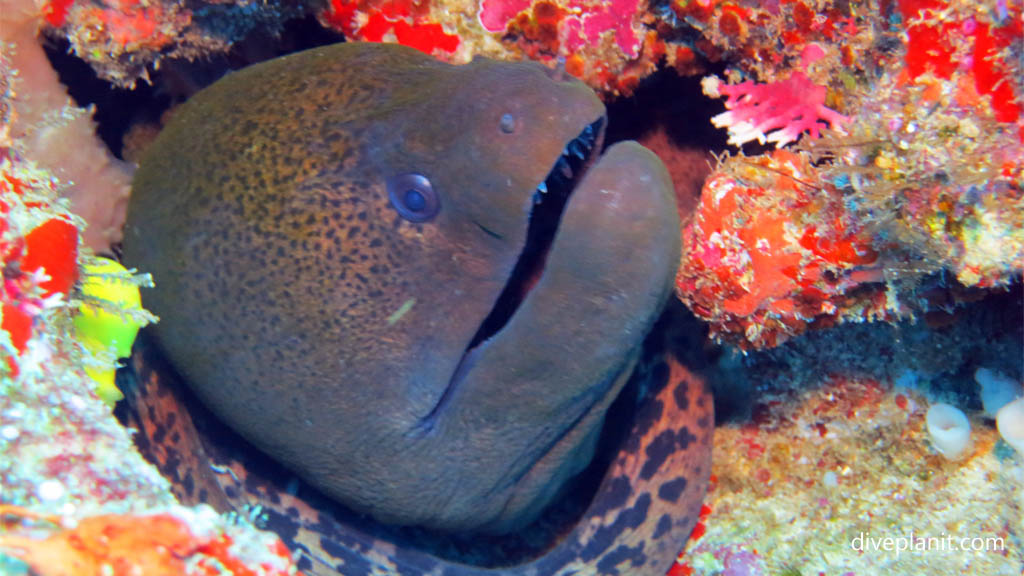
[420,139,682,533]
[415,117,606,430]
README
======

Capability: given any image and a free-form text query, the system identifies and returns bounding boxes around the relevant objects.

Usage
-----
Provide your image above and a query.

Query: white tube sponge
[926,403,972,460]
[996,397,1024,457]
[975,367,1022,418]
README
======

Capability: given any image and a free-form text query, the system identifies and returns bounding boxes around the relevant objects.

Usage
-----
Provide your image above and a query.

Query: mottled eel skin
[122,43,713,574]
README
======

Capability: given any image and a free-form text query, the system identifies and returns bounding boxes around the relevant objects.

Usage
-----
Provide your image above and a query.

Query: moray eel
[122,42,712,574]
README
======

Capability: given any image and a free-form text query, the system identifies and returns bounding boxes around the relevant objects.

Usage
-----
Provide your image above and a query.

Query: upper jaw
[411,116,607,434]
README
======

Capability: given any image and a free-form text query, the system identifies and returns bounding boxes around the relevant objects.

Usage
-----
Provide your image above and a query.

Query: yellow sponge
[73,258,147,405]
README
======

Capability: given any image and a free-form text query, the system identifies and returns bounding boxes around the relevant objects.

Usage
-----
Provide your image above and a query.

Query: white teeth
[541,123,598,198]
[558,157,573,178]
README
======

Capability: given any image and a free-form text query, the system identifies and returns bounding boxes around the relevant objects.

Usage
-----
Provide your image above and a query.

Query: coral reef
[318,0,703,95]
[44,0,310,87]
[0,153,303,574]
[675,149,887,349]
[674,295,1023,575]
[0,152,172,539]
[0,151,304,575]
[0,57,301,576]
[2,0,1021,574]
[676,0,1022,348]
[1,505,300,576]
[686,375,1022,576]
[1,0,132,251]
[1,152,82,376]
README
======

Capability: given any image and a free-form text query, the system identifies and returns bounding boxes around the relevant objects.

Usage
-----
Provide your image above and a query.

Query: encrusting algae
[0,148,305,575]
[0,36,305,575]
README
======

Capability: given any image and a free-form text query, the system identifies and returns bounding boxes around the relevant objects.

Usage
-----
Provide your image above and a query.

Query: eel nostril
[544,59,568,83]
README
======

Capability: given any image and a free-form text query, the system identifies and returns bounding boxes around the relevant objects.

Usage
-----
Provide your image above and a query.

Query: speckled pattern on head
[123,42,713,574]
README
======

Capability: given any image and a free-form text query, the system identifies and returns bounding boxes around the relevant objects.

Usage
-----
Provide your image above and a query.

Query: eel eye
[499,113,516,134]
[388,173,440,222]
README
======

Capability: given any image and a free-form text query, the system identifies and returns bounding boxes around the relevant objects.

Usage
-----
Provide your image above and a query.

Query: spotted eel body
[126,325,712,575]
[121,42,713,575]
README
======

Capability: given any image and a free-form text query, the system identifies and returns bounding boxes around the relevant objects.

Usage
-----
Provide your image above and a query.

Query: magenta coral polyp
[480,0,643,57]
[706,72,849,147]
[478,0,531,32]
[563,0,643,57]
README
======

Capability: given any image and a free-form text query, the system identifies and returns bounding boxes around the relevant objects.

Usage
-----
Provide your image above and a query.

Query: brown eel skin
[120,42,713,575]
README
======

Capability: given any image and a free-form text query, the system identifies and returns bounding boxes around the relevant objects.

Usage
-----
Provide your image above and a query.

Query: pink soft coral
[705,71,849,147]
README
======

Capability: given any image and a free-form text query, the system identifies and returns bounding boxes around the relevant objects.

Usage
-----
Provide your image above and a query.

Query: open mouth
[413,117,606,433]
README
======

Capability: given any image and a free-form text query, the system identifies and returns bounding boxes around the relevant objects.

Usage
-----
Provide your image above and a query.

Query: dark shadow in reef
[603,67,732,225]
[604,67,729,152]
[722,278,1024,424]
[42,36,165,160]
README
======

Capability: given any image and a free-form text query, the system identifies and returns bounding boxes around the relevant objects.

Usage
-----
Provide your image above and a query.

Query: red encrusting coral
[0,156,81,375]
[899,0,1022,126]
[676,150,886,349]
[667,502,713,576]
[20,218,78,297]
[61,0,188,55]
[41,0,75,27]
[323,0,460,56]
[479,0,532,32]
[563,0,644,58]
[0,506,304,576]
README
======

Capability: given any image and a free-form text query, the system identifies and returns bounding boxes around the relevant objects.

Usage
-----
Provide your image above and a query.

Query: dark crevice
[605,66,729,151]
[42,36,165,159]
